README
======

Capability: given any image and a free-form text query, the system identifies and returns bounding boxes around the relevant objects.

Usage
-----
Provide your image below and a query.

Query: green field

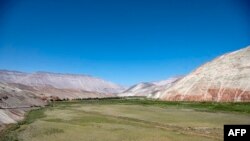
[1,99,250,141]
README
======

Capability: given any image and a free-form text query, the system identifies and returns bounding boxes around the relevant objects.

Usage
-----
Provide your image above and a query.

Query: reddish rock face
[165,89,250,102]
[207,88,250,102]
[160,46,250,102]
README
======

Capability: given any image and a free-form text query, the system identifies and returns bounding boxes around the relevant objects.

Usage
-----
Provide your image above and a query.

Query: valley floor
[1,99,250,141]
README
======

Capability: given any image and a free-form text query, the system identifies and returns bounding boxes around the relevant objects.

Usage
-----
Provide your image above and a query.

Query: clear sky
[0,0,249,86]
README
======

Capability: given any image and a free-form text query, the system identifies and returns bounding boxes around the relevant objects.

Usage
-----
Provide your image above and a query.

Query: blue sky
[0,0,249,86]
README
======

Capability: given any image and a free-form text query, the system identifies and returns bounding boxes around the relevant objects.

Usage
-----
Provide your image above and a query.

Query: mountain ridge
[118,77,182,98]
[0,70,125,99]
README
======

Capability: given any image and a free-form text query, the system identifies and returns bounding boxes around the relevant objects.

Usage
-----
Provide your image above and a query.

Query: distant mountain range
[118,77,182,98]
[1,46,250,102]
[0,70,125,99]
[1,45,250,102]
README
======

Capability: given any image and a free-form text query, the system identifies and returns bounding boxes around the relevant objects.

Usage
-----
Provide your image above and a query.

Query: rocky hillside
[118,77,182,98]
[0,82,46,127]
[0,70,124,99]
[159,46,250,102]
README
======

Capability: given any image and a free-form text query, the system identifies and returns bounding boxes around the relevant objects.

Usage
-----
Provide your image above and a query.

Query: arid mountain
[0,70,124,99]
[0,70,124,127]
[118,77,182,98]
[159,46,250,102]
[0,82,46,126]
[118,82,155,97]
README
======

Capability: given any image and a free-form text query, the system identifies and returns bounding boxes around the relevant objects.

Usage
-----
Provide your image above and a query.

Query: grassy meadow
[1,98,250,141]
